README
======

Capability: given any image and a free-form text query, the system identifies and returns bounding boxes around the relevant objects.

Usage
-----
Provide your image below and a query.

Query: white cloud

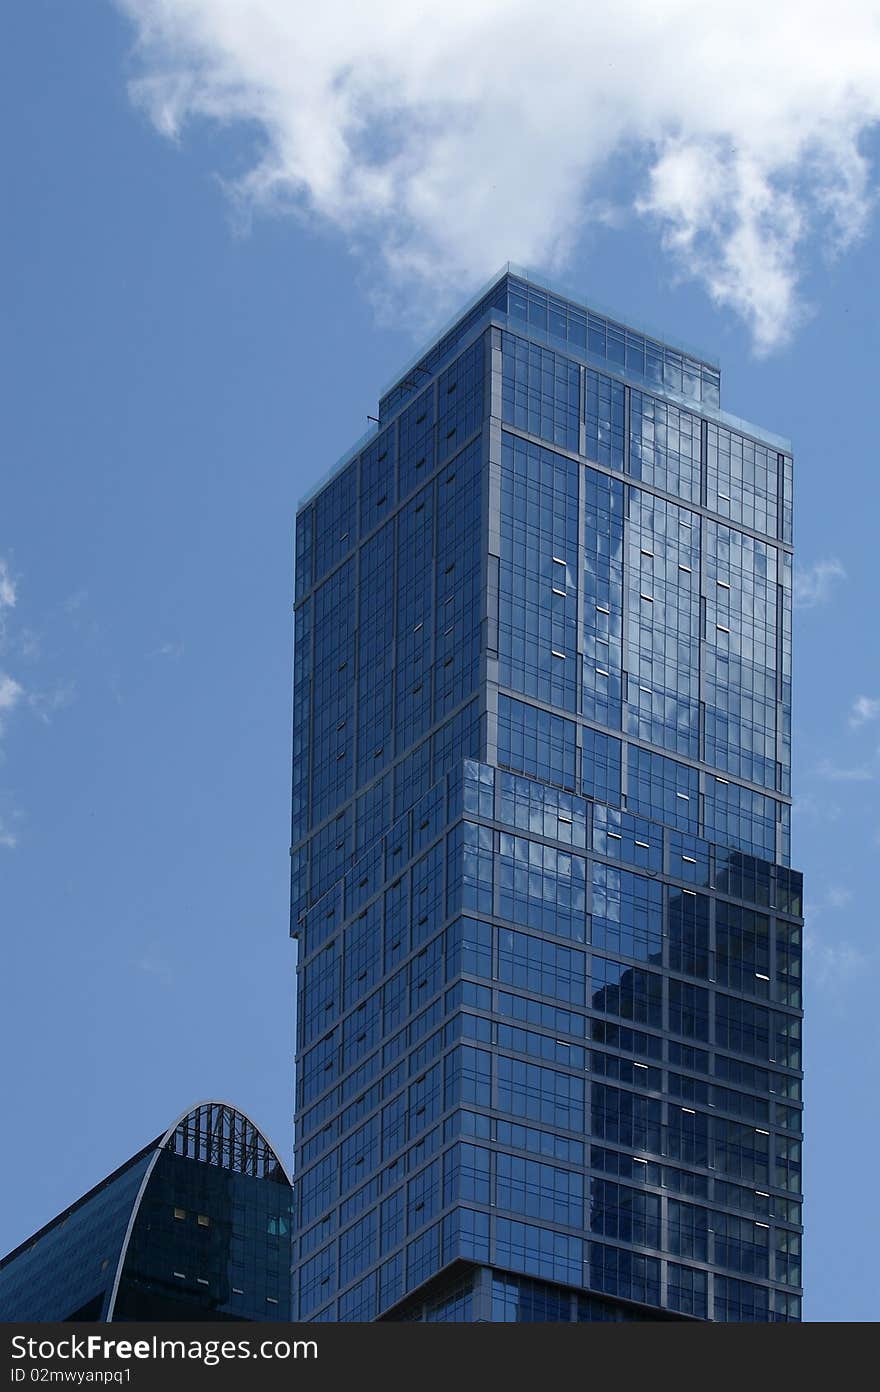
[0,558,17,651]
[794,558,847,609]
[114,0,880,351]
[0,560,15,612]
[849,695,880,728]
[0,672,24,723]
[0,571,25,838]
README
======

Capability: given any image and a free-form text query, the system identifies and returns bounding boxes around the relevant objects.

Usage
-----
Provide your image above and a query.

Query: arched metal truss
[166,1101,286,1180]
[105,1100,290,1319]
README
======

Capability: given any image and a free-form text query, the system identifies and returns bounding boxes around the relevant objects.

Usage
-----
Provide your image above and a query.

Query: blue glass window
[497,1153,584,1228]
[582,468,624,728]
[498,695,577,791]
[495,1219,583,1288]
[591,864,663,961]
[581,726,621,805]
[591,956,662,1029]
[497,1056,585,1131]
[589,1180,660,1248]
[498,928,587,1004]
[313,461,357,583]
[499,434,579,711]
[501,333,580,451]
[626,746,698,832]
[497,833,586,940]
[589,1244,660,1307]
[359,428,396,535]
[585,370,624,470]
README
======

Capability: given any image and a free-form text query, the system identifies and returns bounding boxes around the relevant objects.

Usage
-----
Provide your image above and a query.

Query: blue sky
[1,1,878,1321]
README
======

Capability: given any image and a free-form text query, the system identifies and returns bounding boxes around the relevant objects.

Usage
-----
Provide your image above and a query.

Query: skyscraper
[0,1102,293,1321]
[290,266,803,1323]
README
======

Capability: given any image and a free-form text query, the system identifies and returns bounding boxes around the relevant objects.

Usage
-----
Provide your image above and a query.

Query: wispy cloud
[849,695,880,729]
[133,955,176,988]
[0,558,17,651]
[0,672,24,734]
[794,558,847,609]
[825,886,853,911]
[805,886,871,993]
[806,936,871,991]
[814,758,874,783]
[0,673,23,709]
[147,641,185,659]
[0,795,23,851]
[793,793,841,823]
[27,683,76,725]
[115,0,880,352]
[805,882,854,926]
[0,564,78,847]
[61,589,87,616]
[0,560,15,613]
[14,628,41,661]
[0,561,26,848]
[0,819,19,850]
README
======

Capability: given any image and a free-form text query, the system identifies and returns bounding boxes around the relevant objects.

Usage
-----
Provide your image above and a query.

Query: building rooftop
[297,265,791,509]
[380,262,721,404]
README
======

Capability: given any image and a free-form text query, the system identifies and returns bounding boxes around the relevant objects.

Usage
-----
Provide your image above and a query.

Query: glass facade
[0,1103,293,1322]
[291,268,803,1322]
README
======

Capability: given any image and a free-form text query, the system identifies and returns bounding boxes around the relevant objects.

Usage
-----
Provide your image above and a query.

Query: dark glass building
[0,1102,293,1321]
[290,265,803,1323]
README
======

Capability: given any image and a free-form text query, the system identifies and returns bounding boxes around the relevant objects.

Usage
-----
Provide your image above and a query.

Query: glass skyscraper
[290,266,803,1323]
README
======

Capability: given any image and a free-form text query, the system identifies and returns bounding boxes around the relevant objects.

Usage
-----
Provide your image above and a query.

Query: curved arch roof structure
[156,1100,290,1184]
[0,1101,292,1323]
[105,1099,291,1321]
